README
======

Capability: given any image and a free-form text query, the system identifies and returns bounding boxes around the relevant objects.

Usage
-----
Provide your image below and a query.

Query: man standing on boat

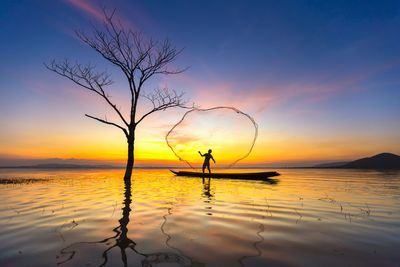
[198,149,216,174]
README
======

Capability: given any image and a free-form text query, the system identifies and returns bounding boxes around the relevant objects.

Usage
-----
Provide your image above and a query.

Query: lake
[0,168,399,266]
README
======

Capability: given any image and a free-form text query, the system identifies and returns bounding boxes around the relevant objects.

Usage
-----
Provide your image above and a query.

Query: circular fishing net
[166,107,258,168]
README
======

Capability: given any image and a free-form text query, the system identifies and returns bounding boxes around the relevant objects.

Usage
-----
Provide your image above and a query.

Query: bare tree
[46,9,188,180]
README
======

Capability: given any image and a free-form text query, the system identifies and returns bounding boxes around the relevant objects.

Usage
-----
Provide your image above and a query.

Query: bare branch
[136,88,192,125]
[45,60,129,127]
[74,9,186,103]
[45,59,112,91]
[85,114,128,138]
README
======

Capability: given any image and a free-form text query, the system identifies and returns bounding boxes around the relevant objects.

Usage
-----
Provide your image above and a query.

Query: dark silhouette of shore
[1,153,398,170]
[314,153,400,169]
[0,163,123,169]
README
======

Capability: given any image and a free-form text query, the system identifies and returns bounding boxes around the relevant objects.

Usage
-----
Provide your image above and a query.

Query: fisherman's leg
[207,164,211,174]
[202,164,206,173]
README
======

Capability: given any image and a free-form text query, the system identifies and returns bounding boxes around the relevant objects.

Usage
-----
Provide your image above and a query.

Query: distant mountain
[34,164,122,169]
[340,153,400,169]
[0,163,123,169]
[0,157,125,168]
[313,161,349,168]
[0,163,186,169]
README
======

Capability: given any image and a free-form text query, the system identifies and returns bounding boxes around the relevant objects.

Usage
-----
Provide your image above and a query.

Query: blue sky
[0,0,399,166]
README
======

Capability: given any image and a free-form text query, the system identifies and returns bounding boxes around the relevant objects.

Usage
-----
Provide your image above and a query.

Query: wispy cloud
[164,57,400,117]
[166,134,200,144]
[62,0,137,31]
[63,0,105,22]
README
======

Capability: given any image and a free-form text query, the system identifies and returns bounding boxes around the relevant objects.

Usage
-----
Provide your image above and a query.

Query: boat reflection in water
[56,179,204,267]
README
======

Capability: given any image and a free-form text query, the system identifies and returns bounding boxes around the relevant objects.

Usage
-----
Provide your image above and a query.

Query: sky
[0,0,399,167]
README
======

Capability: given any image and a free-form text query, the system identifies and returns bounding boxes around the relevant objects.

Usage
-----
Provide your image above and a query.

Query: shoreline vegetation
[0,153,399,170]
[0,178,49,184]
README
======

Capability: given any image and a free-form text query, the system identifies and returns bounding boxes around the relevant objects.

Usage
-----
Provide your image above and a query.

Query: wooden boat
[170,170,280,181]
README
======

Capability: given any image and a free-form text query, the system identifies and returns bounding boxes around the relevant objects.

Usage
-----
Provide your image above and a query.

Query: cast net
[166,107,258,169]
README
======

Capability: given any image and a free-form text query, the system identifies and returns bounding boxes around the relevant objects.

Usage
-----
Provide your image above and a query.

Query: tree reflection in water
[56,179,203,267]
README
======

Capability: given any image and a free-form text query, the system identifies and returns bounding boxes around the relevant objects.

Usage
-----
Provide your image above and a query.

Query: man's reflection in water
[202,178,214,216]
[56,179,203,267]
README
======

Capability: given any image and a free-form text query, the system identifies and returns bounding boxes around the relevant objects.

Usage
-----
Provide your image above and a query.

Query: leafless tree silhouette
[46,8,189,180]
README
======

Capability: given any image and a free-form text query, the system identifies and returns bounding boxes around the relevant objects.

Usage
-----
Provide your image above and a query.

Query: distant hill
[0,163,123,169]
[34,164,122,169]
[0,163,184,169]
[313,153,400,169]
[340,153,400,169]
[313,161,349,168]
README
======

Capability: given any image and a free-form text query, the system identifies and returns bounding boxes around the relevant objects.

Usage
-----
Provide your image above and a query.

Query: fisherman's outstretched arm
[198,151,204,156]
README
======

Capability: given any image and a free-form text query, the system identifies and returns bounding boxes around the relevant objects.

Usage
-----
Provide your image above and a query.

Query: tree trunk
[124,133,135,181]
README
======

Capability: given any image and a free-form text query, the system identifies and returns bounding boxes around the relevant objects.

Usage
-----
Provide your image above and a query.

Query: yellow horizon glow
[2,131,397,165]
[1,103,399,165]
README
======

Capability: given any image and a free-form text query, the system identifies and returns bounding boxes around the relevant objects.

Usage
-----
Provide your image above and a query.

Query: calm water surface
[0,169,399,266]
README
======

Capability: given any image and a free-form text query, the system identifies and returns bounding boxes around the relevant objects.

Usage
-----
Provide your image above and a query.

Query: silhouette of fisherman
[198,149,216,174]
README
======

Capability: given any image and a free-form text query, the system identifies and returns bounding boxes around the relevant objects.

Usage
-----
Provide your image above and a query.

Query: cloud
[166,133,200,145]
[163,57,400,117]
[62,0,138,32]
[63,0,105,22]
